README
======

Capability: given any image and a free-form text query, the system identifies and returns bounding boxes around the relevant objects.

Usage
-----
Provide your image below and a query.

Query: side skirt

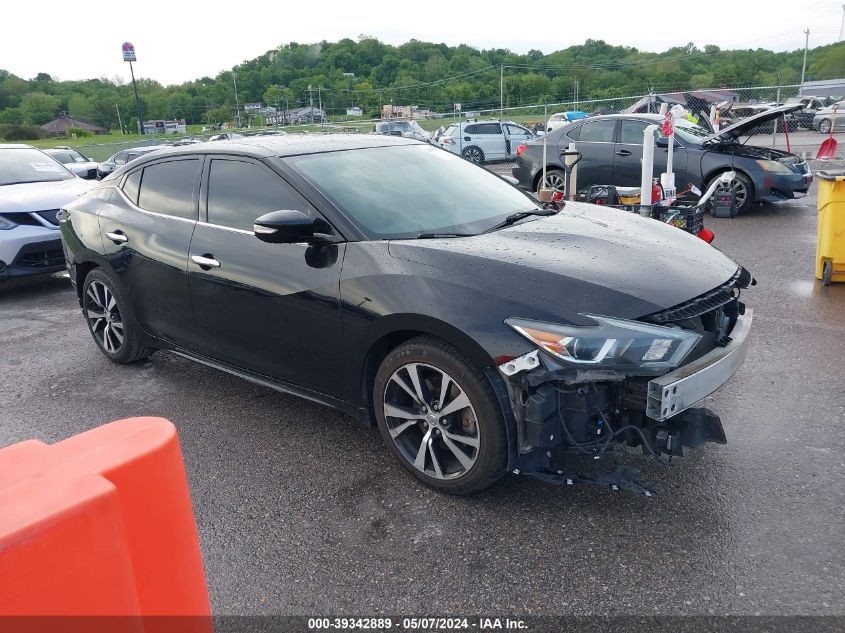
[167,349,361,420]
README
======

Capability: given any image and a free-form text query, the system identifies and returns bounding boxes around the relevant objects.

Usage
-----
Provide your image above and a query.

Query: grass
[12,113,551,161]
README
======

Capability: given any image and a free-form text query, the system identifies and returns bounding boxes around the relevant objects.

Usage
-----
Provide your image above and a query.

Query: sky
[4,0,844,86]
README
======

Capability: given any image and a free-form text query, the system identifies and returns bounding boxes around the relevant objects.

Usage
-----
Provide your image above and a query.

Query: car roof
[0,143,36,150]
[125,134,421,163]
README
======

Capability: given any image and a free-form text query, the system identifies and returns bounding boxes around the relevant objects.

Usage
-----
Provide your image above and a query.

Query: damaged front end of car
[496,267,755,495]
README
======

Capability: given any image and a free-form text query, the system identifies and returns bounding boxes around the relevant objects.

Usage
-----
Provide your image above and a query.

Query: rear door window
[578,120,617,142]
[137,159,200,220]
[122,169,142,205]
[620,120,650,144]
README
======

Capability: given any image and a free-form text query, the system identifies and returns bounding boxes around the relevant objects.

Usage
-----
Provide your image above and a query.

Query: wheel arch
[72,252,112,305]
[701,166,756,201]
[357,315,496,426]
[531,164,565,191]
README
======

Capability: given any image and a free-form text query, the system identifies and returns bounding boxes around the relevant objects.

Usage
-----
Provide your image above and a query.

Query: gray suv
[438,120,533,164]
[97,145,170,179]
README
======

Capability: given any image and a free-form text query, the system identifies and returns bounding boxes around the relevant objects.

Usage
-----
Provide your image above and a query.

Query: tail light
[516,144,528,157]
[697,227,715,244]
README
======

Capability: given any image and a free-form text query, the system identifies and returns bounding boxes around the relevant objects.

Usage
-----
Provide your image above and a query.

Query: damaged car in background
[61,135,753,496]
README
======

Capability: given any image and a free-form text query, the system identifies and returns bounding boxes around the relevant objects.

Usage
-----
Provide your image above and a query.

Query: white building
[346,107,363,117]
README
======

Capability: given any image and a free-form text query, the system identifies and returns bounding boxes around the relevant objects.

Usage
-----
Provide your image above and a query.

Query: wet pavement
[1,164,844,617]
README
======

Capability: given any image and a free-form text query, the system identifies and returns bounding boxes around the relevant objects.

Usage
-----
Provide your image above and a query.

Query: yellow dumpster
[816,170,845,285]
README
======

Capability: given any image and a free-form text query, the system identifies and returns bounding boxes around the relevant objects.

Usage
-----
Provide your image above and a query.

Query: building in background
[41,114,107,137]
[142,119,187,135]
[346,107,363,117]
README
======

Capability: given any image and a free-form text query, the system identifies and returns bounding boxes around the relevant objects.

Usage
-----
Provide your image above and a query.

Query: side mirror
[655,136,669,148]
[253,210,316,244]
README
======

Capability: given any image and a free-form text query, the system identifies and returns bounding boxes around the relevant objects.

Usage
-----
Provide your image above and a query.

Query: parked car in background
[812,101,844,134]
[0,144,94,280]
[546,111,588,132]
[785,95,836,129]
[373,120,429,142]
[512,104,811,214]
[42,147,99,180]
[61,134,752,495]
[209,132,245,141]
[97,145,170,179]
[721,103,799,133]
[438,120,534,163]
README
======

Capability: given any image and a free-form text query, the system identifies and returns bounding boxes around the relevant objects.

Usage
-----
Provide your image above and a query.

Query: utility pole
[233,73,241,128]
[115,103,124,134]
[308,84,314,123]
[318,86,323,127]
[499,64,504,119]
[840,4,845,41]
[800,28,810,92]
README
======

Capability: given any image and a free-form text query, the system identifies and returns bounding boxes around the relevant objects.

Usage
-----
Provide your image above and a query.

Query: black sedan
[60,135,753,495]
[512,105,812,213]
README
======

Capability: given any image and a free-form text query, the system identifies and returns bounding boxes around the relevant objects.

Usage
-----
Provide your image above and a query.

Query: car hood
[0,178,95,213]
[387,202,739,321]
[704,103,803,143]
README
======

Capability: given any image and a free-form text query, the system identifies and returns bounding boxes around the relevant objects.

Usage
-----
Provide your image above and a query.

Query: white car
[546,111,589,132]
[438,120,534,164]
[0,144,95,281]
[42,147,99,180]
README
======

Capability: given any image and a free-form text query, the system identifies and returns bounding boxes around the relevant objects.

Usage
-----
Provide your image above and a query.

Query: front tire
[820,119,832,134]
[705,171,754,215]
[82,268,151,364]
[373,336,508,495]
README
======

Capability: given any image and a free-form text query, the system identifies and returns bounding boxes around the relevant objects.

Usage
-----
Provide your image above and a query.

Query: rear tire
[537,168,566,194]
[820,119,832,135]
[373,336,508,495]
[461,146,485,164]
[823,260,833,286]
[82,268,151,364]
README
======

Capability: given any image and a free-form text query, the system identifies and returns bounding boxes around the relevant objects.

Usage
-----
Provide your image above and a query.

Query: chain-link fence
[67,83,837,164]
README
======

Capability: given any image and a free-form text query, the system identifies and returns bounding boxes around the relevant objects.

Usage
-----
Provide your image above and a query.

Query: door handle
[464,136,471,141]
[191,254,221,269]
[615,149,632,157]
[106,230,128,244]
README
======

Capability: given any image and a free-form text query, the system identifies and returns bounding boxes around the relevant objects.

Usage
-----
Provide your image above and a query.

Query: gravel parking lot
[1,164,844,619]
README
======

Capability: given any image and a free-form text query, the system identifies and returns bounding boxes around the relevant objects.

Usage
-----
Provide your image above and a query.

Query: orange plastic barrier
[0,417,211,622]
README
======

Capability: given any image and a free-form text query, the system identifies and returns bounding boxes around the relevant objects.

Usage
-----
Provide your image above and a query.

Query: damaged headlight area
[498,306,753,495]
[506,315,701,374]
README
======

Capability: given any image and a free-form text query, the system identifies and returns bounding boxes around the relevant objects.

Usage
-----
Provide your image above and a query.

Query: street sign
[122,42,136,62]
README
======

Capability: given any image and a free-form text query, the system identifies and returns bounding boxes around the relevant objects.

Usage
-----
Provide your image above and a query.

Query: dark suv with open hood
[60,135,753,495]
[513,104,811,213]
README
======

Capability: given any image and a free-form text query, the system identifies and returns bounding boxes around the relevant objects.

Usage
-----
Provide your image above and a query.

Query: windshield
[671,119,712,144]
[0,148,74,185]
[46,150,87,164]
[284,144,539,239]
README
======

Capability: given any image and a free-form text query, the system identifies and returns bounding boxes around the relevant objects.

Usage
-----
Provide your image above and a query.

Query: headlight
[506,315,702,374]
[0,215,17,230]
[756,159,793,174]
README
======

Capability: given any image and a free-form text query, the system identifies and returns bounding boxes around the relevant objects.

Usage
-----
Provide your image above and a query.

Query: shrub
[0,124,49,141]
[67,126,92,138]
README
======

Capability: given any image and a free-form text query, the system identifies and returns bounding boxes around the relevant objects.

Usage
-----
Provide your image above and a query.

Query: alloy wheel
[820,119,831,134]
[85,280,124,354]
[463,148,482,163]
[730,178,748,209]
[383,363,480,480]
[542,172,565,192]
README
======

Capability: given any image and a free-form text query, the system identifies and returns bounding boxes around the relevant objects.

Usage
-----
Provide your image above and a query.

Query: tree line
[1,37,843,131]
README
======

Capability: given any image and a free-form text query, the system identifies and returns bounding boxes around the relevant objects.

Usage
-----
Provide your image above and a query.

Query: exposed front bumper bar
[646,310,753,421]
